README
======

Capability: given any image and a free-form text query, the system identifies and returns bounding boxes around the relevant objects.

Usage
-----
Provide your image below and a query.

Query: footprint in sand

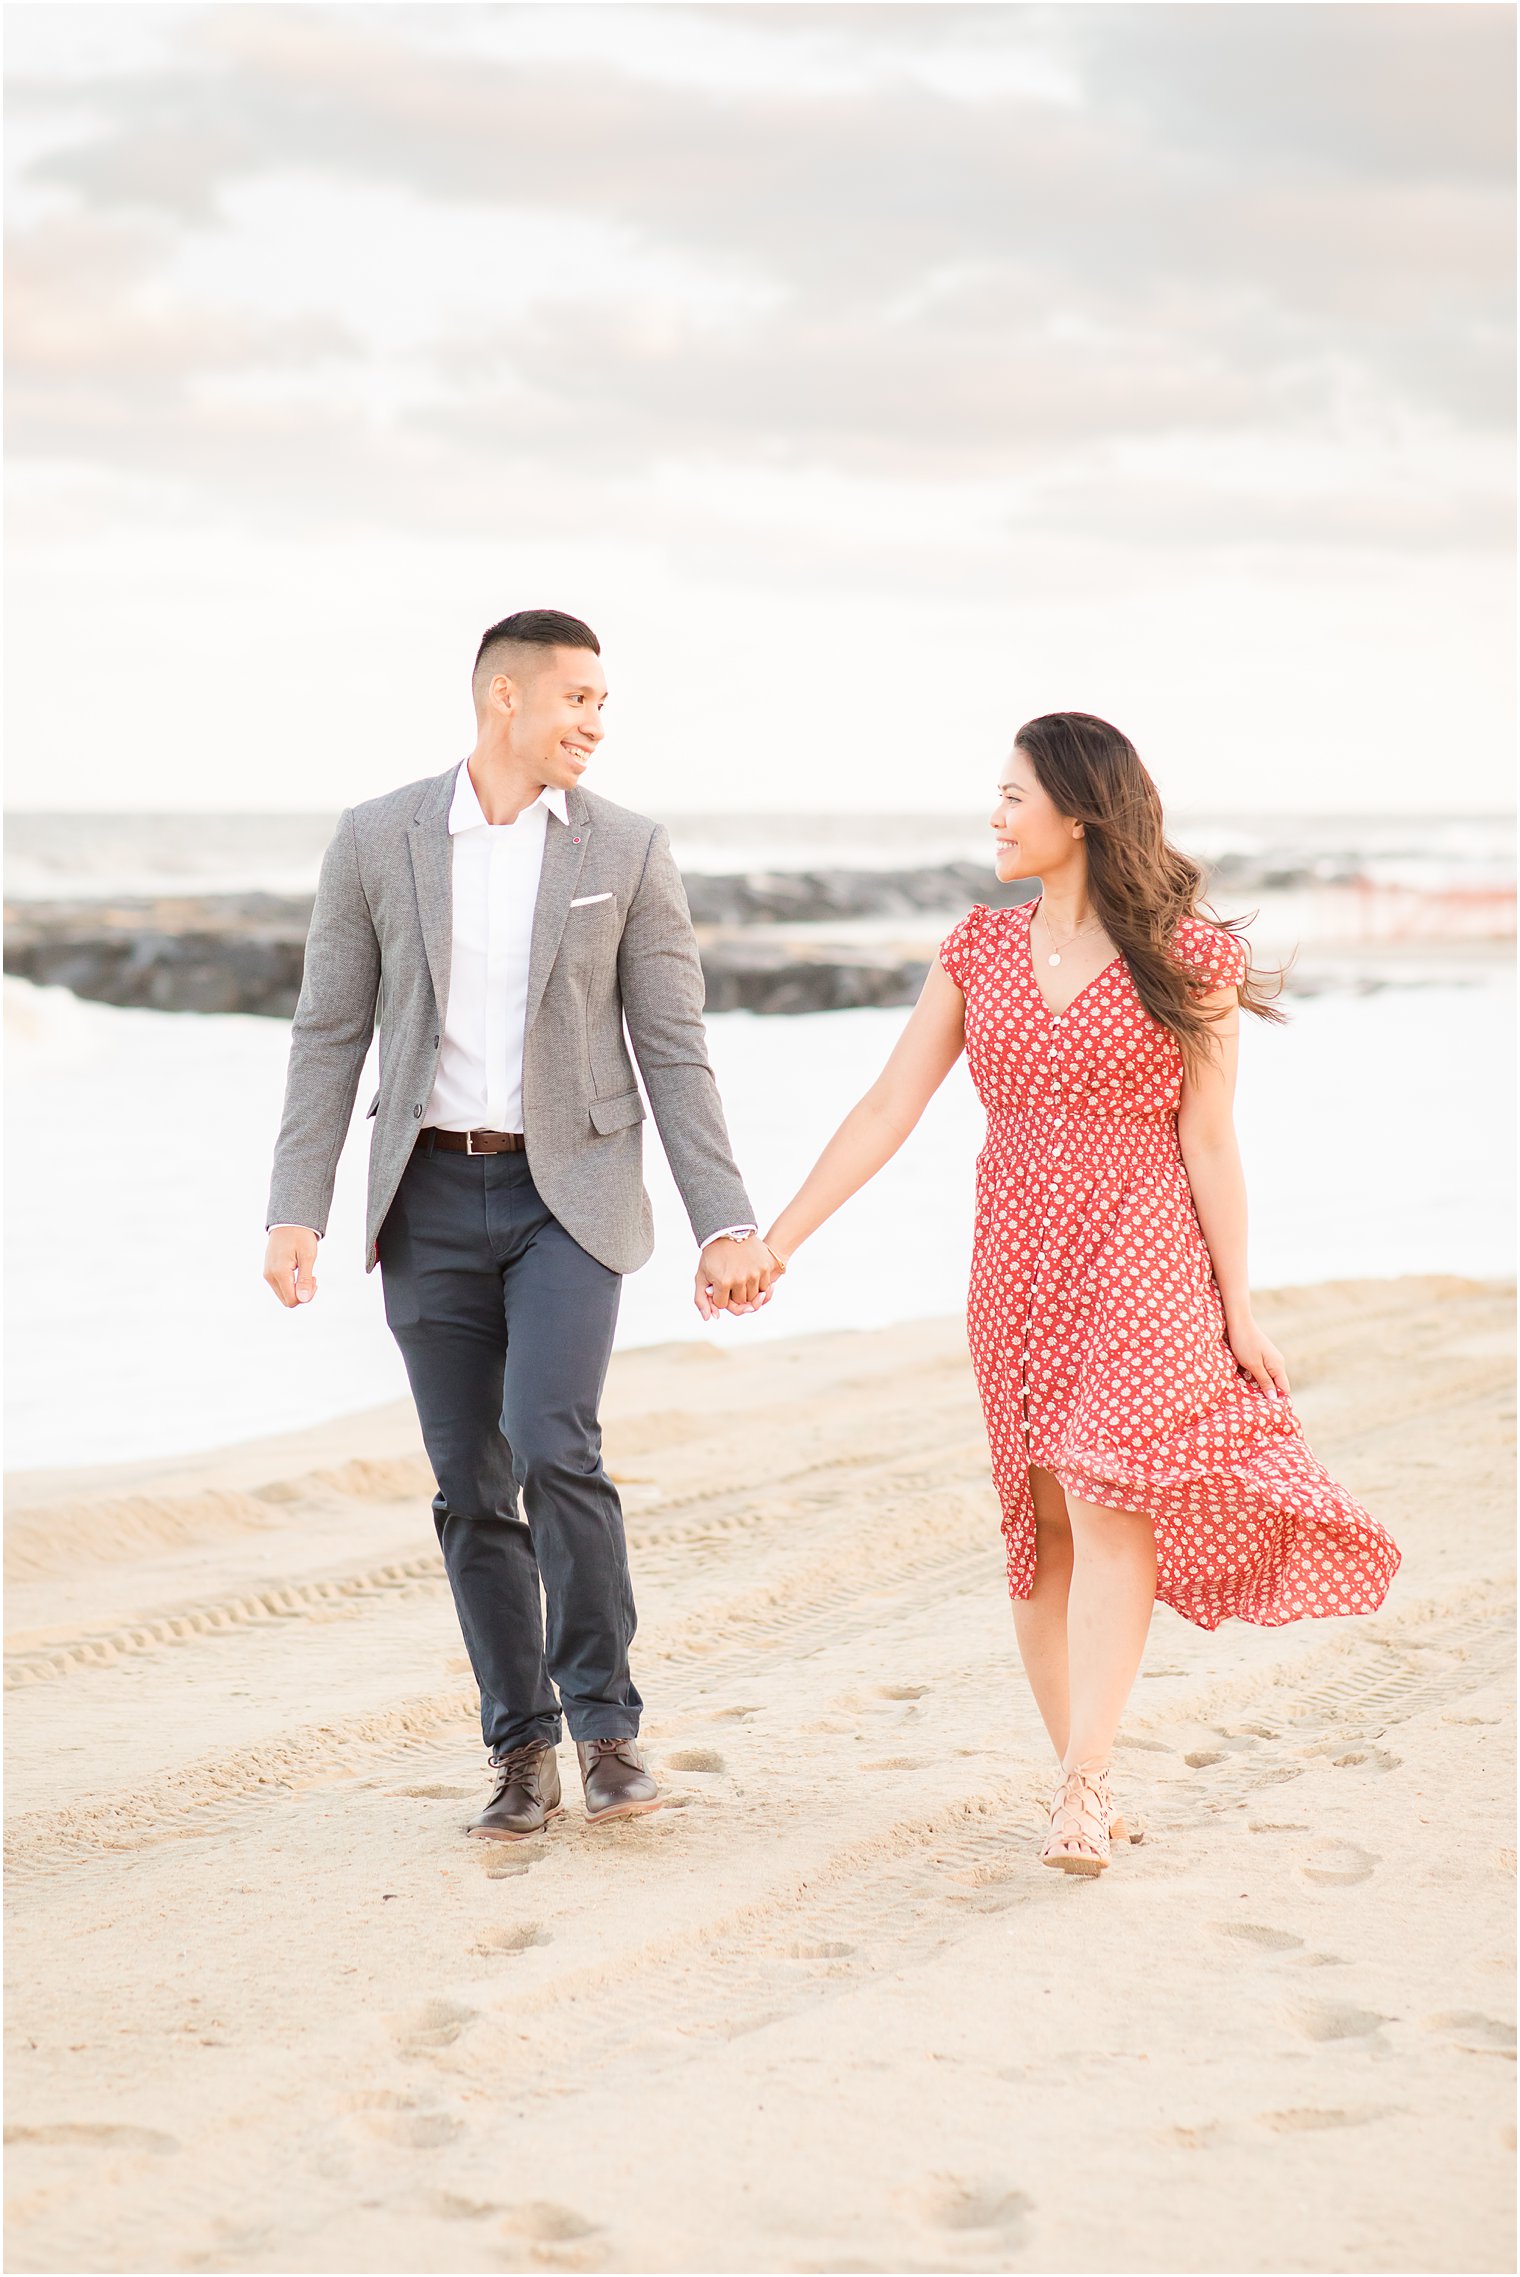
[1210,1923,1304,1953]
[663,1748,725,1772]
[1296,1739,1402,1775]
[1424,2011,1517,2056]
[909,2177,1033,2246]
[473,1922,551,1958]
[391,1998,478,2054]
[499,2201,602,2243]
[713,2008,791,2040]
[362,2109,467,2148]
[876,1684,931,1702]
[1199,1731,1267,1757]
[1283,1999,1391,2044]
[482,1857,535,1879]
[860,1757,926,1773]
[1300,1840,1378,1886]
[710,1705,763,1721]
[424,2191,500,2222]
[784,1940,856,1960]
[1258,2106,1403,2133]
[4,2122,179,2155]
[401,1784,478,1801]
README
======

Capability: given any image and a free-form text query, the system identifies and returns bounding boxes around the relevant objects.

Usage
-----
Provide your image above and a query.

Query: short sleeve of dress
[1173,915,1248,993]
[939,903,990,991]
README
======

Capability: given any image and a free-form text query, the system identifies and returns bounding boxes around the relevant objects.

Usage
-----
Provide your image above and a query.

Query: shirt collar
[448,758,570,834]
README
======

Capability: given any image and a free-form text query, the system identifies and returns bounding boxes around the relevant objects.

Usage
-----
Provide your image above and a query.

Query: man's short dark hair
[473,609,600,677]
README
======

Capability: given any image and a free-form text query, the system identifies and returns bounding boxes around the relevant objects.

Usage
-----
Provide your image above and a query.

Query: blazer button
[433,1035,440,1048]
[413,1105,423,1119]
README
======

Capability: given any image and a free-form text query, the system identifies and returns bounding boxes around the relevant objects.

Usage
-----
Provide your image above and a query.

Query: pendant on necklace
[1047,951,1062,967]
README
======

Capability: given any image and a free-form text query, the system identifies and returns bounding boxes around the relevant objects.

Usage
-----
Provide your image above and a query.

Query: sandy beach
[5,1274,1514,2275]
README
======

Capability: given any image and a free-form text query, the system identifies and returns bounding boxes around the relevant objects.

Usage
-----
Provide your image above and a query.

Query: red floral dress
[938,898,1400,1629]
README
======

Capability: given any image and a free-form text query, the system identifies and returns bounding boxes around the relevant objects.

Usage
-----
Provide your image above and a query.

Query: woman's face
[990,746,1084,884]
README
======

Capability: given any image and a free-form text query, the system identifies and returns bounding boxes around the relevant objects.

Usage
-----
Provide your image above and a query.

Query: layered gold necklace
[1035,907,1104,969]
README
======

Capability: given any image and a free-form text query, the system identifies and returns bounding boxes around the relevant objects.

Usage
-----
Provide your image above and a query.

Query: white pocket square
[569,892,613,908]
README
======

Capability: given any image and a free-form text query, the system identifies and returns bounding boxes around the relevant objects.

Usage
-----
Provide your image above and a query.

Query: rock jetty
[3,870,1037,1020]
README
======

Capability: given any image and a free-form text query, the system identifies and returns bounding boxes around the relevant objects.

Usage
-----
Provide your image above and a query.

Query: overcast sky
[5,2,1514,815]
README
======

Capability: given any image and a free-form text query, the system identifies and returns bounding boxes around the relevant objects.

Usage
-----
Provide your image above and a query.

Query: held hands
[693,1233,786,1321]
[1227,1309,1290,1401]
[263,1226,320,1308]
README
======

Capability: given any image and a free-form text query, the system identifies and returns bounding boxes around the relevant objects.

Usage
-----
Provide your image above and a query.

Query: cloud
[4,2,1511,565]
[1056,2,1514,186]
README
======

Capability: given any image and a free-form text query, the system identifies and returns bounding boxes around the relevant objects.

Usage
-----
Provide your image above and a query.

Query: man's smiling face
[489,646,608,788]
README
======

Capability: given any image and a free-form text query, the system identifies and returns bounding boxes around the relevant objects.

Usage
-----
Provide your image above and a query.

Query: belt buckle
[464,1129,478,1155]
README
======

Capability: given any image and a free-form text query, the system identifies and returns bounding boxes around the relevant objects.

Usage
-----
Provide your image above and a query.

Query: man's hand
[264,1225,320,1308]
[694,1233,781,1321]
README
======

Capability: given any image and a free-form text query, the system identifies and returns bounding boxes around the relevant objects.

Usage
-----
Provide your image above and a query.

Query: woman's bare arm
[693,959,968,1317]
[1177,987,1288,1398]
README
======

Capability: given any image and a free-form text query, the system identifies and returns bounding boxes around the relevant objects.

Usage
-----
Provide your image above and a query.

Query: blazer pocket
[588,1088,645,1134]
[569,892,614,909]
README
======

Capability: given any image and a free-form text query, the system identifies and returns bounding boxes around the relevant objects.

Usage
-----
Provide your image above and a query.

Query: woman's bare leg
[1010,1466,1075,1761]
[1062,1494,1158,1773]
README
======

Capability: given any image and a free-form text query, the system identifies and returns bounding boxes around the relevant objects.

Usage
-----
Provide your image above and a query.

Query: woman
[744,712,1400,1875]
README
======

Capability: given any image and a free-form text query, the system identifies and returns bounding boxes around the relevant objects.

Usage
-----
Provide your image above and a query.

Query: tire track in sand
[350,1589,1511,2107]
[3,1517,1002,1878]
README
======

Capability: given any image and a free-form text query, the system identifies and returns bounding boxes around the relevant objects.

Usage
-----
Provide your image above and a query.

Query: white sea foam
[5,971,1513,1472]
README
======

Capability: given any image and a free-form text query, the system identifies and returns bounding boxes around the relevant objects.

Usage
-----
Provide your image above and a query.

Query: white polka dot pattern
[938,898,1400,1630]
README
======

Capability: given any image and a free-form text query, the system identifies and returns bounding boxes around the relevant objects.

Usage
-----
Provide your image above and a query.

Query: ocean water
[5,971,1513,1473]
[4,808,1514,902]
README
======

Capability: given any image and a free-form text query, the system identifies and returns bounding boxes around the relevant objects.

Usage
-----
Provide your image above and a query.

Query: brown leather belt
[417,1129,526,1155]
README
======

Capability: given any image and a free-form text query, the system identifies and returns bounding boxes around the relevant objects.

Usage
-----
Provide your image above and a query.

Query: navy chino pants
[376,1137,642,1756]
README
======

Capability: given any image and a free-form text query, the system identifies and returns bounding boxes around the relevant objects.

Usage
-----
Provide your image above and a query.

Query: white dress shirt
[274,757,754,1251]
[424,757,562,1135]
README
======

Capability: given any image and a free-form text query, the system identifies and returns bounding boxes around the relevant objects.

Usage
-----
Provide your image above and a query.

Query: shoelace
[487,1743,546,1795]
[583,1737,634,1766]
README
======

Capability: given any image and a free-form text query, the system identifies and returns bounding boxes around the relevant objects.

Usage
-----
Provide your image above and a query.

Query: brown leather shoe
[576,1737,660,1824]
[467,1742,563,1841]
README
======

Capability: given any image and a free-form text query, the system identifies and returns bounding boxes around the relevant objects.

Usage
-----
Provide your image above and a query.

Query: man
[263,608,777,1840]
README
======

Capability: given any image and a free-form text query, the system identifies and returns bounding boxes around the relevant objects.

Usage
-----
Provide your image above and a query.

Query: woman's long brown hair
[1014,711,1285,1069]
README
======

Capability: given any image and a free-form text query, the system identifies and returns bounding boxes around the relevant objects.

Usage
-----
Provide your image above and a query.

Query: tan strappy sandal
[1041,1761,1124,1875]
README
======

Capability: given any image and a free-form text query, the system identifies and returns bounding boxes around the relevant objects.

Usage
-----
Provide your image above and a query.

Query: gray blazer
[265,767,755,1274]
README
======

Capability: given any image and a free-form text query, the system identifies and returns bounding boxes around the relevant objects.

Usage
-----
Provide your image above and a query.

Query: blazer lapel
[407,769,457,1019]
[525,788,592,1031]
